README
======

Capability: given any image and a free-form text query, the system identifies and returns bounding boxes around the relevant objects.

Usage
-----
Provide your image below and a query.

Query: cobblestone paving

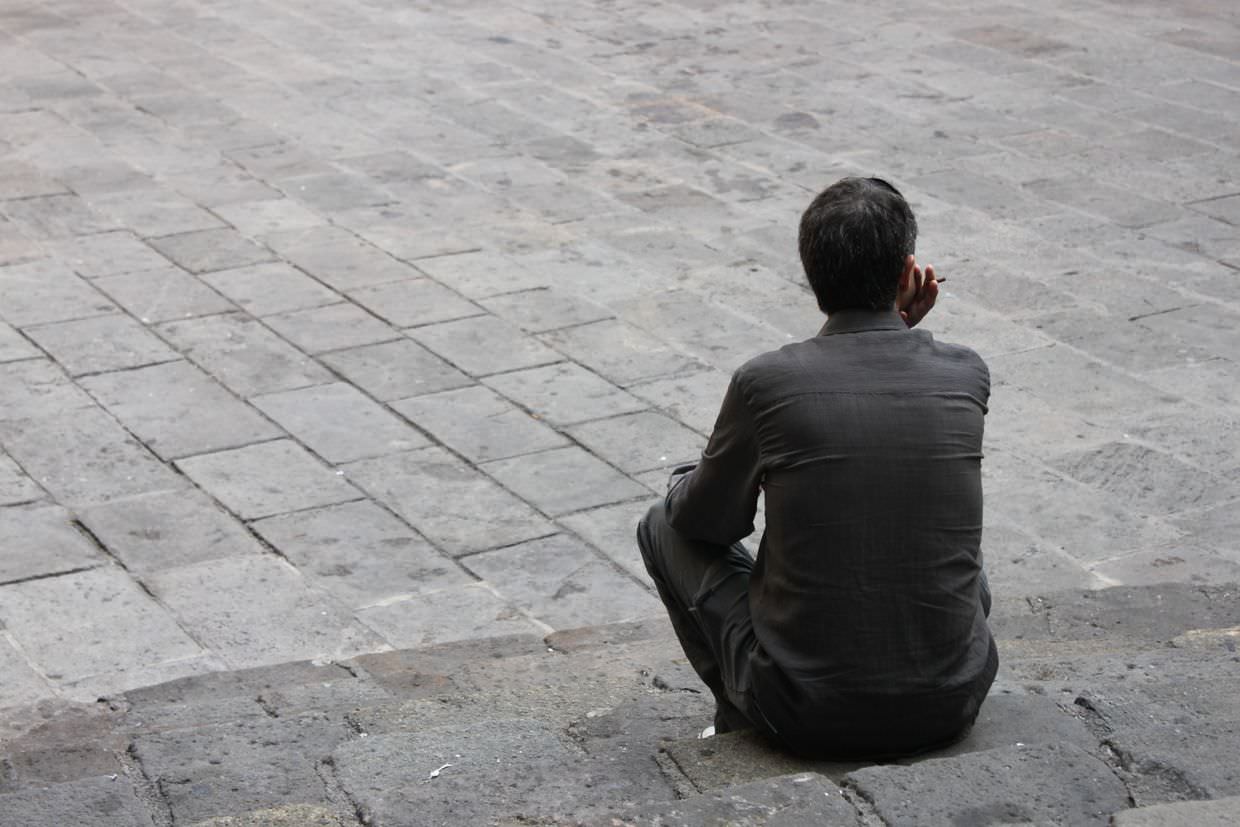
[0,0,1237,709]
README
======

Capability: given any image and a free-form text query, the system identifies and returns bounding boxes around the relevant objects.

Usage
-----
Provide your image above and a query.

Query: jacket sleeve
[664,371,762,545]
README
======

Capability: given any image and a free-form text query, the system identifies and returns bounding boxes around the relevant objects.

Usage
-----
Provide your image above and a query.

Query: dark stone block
[606,772,860,826]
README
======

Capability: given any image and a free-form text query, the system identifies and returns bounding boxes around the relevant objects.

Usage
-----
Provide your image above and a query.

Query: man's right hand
[899,262,939,328]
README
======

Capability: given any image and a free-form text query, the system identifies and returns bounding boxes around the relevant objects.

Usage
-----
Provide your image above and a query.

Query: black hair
[797,177,917,313]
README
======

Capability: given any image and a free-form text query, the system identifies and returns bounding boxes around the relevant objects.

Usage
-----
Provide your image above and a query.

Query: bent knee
[637,501,669,562]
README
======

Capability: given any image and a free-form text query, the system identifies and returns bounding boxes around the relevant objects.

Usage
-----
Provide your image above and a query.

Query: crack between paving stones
[124,741,175,827]
[1126,304,1197,322]
[839,779,887,827]
[315,754,370,826]
[1100,737,1207,806]
[0,562,104,587]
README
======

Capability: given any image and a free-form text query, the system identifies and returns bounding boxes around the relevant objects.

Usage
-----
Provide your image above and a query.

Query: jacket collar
[818,308,907,336]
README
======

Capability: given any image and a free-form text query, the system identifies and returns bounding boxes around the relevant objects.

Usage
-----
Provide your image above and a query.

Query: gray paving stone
[483,445,649,517]
[212,197,326,236]
[0,322,38,363]
[629,369,731,434]
[158,313,332,397]
[566,411,706,473]
[356,583,543,647]
[80,360,282,460]
[847,742,1130,826]
[1025,176,1182,229]
[331,718,642,825]
[1,193,117,239]
[347,278,482,328]
[93,265,238,323]
[162,165,281,208]
[86,186,226,238]
[479,287,612,333]
[0,775,156,827]
[484,362,648,426]
[0,406,186,507]
[252,382,426,464]
[148,227,275,274]
[343,446,554,555]
[0,503,101,584]
[406,314,561,377]
[390,384,567,463]
[262,225,420,290]
[558,502,652,583]
[0,359,94,422]
[1050,441,1234,516]
[200,261,339,317]
[0,565,203,689]
[48,230,169,278]
[252,500,468,609]
[131,712,352,824]
[176,439,361,520]
[0,636,50,710]
[147,555,383,670]
[1107,720,1240,803]
[463,533,658,629]
[1112,796,1240,827]
[614,772,858,826]
[0,451,42,505]
[539,318,704,386]
[186,803,351,827]
[983,522,1104,593]
[319,339,472,401]
[412,249,550,298]
[263,302,400,354]
[25,314,179,376]
[0,259,118,329]
[660,730,864,792]
[277,169,392,212]
[77,488,267,576]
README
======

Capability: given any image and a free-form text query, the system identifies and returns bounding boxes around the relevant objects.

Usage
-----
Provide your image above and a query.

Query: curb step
[1,584,1239,825]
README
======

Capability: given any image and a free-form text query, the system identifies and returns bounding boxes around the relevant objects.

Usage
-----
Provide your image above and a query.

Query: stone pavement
[0,0,1238,822]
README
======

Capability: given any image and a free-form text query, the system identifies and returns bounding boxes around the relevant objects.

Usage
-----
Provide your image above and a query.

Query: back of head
[798,177,918,314]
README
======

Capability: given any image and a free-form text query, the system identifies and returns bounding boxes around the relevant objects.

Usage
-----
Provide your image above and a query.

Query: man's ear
[897,254,917,303]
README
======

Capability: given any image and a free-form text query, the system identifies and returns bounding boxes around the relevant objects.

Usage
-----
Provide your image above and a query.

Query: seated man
[637,177,996,760]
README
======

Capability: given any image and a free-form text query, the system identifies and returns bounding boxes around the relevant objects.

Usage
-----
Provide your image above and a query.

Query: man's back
[665,308,996,755]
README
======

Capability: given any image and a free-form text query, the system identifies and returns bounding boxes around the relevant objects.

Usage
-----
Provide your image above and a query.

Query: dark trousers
[637,500,995,755]
[636,501,774,736]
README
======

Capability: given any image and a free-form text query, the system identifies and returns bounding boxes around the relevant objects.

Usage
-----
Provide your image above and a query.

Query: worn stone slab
[983,522,1104,593]
[263,302,399,354]
[357,583,543,647]
[148,227,274,274]
[319,339,473,401]
[212,198,326,236]
[146,555,383,670]
[1107,720,1240,803]
[86,186,225,238]
[847,742,1130,826]
[390,384,568,463]
[1,193,118,239]
[484,362,648,426]
[0,503,102,584]
[332,718,657,825]
[0,360,104,423]
[77,488,266,576]
[0,775,156,827]
[662,730,866,792]
[0,565,203,689]
[343,446,553,555]
[251,500,468,608]
[0,407,185,507]
[347,278,482,328]
[49,230,169,279]
[262,225,419,290]
[629,369,730,434]
[407,314,562,376]
[0,637,51,710]
[132,712,352,825]
[479,287,612,333]
[540,318,705,385]
[81,360,282,461]
[251,382,426,464]
[567,411,706,474]
[558,502,653,583]
[199,262,339,317]
[611,773,858,827]
[0,322,39,363]
[1112,796,1240,827]
[188,804,351,827]
[0,451,42,505]
[0,259,118,329]
[93,265,238,323]
[483,445,649,517]
[158,313,332,397]
[413,249,550,299]
[463,533,658,629]
[175,439,361,520]
[26,314,179,376]
[1050,441,1235,517]
[1091,546,1240,587]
